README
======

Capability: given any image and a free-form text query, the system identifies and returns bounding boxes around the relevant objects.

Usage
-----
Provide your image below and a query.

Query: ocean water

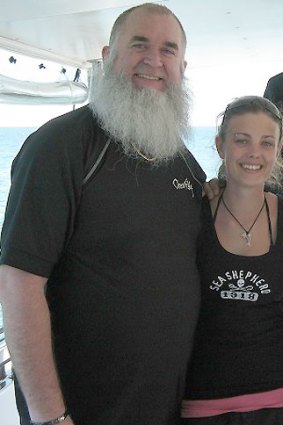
[188,127,220,180]
[0,126,220,337]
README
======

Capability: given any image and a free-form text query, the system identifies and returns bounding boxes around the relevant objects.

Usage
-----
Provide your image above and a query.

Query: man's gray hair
[109,2,187,49]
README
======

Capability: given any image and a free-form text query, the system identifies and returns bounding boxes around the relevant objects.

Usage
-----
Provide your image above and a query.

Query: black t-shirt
[1,105,205,425]
[185,195,283,400]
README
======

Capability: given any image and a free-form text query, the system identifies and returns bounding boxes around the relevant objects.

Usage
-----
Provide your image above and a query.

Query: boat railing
[0,340,12,392]
[0,305,12,392]
[0,328,19,425]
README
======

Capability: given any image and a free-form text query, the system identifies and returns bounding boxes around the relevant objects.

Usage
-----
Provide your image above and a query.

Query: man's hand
[203,178,220,200]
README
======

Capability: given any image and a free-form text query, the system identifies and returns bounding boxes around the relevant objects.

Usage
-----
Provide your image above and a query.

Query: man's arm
[203,178,220,200]
[0,264,74,425]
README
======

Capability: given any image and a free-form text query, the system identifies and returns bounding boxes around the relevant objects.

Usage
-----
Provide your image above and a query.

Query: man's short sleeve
[0,109,88,277]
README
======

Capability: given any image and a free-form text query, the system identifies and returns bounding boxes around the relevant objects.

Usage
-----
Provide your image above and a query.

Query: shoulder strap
[62,136,110,251]
[82,138,111,185]
[213,192,222,223]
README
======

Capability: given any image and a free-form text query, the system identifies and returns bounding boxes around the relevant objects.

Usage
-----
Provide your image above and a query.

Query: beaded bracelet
[30,410,69,425]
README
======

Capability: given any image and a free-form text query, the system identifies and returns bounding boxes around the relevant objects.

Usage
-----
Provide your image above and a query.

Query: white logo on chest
[172,178,194,197]
[210,270,271,302]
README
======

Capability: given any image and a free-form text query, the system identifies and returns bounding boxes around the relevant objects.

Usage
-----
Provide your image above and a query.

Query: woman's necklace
[220,192,266,247]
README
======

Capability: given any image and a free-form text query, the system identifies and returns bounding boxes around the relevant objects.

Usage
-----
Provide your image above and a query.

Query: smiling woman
[182,96,283,425]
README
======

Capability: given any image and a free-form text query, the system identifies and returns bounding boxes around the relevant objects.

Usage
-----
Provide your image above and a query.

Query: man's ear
[181,59,187,75]
[102,46,110,61]
[215,136,225,159]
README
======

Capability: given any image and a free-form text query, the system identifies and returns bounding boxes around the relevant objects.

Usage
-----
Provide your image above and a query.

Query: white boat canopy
[0,0,283,105]
[0,74,88,104]
[0,0,283,69]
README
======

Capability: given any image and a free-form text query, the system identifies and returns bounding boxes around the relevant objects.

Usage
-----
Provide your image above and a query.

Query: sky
[189,59,283,127]
[0,48,283,128]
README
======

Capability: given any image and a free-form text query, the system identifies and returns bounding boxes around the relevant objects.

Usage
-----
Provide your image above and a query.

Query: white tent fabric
[0,74,88,104]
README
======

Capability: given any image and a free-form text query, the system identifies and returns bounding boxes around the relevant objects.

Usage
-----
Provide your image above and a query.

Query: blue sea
[0,126,220,337]
[188,127,221,180]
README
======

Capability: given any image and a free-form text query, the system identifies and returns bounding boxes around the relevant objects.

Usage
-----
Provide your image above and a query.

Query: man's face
[103,9,186,91]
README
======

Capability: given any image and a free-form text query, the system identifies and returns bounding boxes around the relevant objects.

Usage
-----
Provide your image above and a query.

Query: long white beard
[89,61,192,163]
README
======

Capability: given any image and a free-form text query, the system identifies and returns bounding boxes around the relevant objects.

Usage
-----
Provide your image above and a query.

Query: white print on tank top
[172,178,194,197]
[209,269,270,302]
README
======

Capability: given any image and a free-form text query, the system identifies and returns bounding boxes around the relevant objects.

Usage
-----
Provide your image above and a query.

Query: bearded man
[0,3,206,425]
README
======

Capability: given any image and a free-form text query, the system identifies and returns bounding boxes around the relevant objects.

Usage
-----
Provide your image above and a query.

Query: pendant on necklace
[242,232,251,247]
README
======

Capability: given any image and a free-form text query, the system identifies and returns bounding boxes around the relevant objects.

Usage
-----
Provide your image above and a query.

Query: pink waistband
[181,388,283,418]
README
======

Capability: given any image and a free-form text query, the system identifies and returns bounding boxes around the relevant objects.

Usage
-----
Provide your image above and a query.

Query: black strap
[265,197,274,246]
[213,192,222,223]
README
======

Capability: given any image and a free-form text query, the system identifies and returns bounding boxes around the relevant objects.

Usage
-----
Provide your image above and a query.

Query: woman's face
[216,112,281,188]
